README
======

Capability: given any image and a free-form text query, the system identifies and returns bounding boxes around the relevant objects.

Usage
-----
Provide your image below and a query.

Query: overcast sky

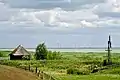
[0,0,120,48]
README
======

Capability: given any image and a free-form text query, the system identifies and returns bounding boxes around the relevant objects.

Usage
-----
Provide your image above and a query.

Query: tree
[34,43,48,60]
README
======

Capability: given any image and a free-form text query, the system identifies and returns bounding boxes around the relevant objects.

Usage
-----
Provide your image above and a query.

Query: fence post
[37,70,40,77]
[25,66,26,70]
[35,67,37,73]
[43,72,45,80]
[40,71,43,80]
[29,65,30,71]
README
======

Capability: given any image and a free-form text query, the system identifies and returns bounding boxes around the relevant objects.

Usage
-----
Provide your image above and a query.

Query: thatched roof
[9,45,30,56]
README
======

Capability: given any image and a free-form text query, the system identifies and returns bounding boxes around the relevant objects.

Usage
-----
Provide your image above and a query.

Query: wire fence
[0,63,56,80]
[19,65,56,80]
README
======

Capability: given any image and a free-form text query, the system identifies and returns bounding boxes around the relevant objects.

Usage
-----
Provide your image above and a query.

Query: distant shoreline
[0,48,120,53]
[0,47,120,49]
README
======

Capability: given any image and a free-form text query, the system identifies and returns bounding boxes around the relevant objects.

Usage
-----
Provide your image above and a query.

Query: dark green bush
[67,68,89,75]
[0,52,4,57]
[67,68,74,74]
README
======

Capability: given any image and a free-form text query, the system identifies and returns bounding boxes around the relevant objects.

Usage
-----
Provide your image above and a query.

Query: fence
[0,62,56,80]
[19,65,56,80]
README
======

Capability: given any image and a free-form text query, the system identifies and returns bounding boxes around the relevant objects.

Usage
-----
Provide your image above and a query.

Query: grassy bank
[1,51,120,80]
[0,65,39,80]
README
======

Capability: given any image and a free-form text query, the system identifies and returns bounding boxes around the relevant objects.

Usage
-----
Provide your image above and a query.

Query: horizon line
[0,47,120,49]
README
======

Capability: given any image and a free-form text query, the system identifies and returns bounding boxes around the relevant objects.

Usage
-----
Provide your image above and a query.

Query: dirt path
[0,65,39,80]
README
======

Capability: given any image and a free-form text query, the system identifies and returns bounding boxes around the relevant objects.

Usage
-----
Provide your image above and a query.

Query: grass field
[0,65,39,80]
[1,51,120,80]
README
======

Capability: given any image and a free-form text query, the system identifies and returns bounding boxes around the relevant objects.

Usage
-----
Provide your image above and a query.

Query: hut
[9,45,31,60]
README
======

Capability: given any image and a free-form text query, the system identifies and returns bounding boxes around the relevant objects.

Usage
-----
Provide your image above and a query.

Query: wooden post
[40,71,43,80]
[25,66,27,70]
[35,67,37,73]
[29,65,30,71]
[37,70,40,77]
[103,60,107,66]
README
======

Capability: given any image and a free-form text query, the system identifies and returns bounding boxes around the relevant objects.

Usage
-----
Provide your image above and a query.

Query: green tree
[34,43,48,60]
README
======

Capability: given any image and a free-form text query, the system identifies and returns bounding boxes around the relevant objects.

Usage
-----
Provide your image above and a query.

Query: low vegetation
[0,43,120,80]
[0,51,10,57]
[1,51,120,80]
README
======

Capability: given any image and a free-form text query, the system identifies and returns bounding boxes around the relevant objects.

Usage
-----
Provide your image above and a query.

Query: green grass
[54,74,120,80]
[0,51,10,57]
[1,51,120,80]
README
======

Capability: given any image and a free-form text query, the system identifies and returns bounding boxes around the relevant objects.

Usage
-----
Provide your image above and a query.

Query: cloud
[3,0,105,10]
[0,1,99,30]
[0,0,120,30]
[94,0,120,14]
[0,2,11,21]
[0,0,120,47]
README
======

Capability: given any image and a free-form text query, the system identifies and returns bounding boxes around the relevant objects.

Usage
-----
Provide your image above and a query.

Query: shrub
[47,51,62,60]
[67,68,90,75]
[67,68,74,74]
[22,55,31,60]
[0,52,4,57]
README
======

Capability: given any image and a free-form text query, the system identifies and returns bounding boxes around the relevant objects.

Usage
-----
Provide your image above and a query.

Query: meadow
[1,51,120,80]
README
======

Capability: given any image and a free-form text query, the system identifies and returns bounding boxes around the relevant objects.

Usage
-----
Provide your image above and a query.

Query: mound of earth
[0,65,39,80]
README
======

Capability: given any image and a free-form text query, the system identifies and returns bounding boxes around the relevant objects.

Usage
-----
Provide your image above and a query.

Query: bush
[67,68,74,74]
[22,55,31,60]
[67,68,90,75]
[47,51,62,60]
[0,52,4,57]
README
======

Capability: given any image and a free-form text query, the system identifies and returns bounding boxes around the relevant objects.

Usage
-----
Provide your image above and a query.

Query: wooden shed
[9,45,31,60]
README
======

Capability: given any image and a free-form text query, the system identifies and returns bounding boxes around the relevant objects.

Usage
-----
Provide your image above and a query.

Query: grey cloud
[4,0,105,10]
[97,12,120,18]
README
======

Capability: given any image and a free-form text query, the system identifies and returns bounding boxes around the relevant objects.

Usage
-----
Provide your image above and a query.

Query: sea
[0,48,120,53]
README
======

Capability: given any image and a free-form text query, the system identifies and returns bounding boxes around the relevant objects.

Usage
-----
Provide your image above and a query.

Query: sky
[0,0,120,48]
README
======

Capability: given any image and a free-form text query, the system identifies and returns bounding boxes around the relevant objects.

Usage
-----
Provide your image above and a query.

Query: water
[49,48,120,53]
[0,48,120,53]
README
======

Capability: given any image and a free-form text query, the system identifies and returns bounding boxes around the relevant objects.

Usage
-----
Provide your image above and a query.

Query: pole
[107,35,112,65]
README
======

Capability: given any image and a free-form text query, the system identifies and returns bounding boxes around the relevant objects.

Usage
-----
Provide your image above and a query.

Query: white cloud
[0,0,120,30]
[0,1,99,29]
[94,0,120,13]
[3,0,105,9]
[0,0,120,47]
